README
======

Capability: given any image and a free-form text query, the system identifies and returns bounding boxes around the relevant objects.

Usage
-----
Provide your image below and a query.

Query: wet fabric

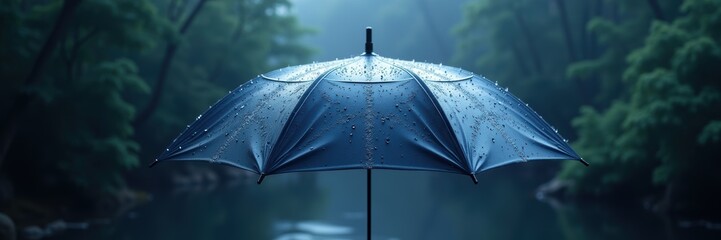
[155,55,582,177]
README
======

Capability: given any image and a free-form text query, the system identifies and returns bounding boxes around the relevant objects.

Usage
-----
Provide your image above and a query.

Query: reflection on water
[49,165,721,240]
[275,221,354,240]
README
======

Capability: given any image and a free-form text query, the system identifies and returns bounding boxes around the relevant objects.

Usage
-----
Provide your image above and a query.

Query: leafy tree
[1,0,166,194]
[454,0,586,139]
[132,0,313,167]
[454,0,682,138]
[0,0,83,167]
[1,0,313,208]
[1,0,313,193]
[567,0,682,106]
[133,0,209,127]
[561,0,721,215]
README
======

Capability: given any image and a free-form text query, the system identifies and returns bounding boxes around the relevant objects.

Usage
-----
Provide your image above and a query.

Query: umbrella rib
[378,57,471,174]
[452,82,529,169]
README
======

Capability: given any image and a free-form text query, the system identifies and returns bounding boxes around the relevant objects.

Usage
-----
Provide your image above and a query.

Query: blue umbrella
[152,27,587,239]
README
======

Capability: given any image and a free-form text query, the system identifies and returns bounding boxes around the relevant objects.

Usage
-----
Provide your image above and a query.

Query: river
[47,165,720,240]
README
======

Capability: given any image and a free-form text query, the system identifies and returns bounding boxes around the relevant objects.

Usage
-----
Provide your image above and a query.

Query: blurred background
[1,0,720,239]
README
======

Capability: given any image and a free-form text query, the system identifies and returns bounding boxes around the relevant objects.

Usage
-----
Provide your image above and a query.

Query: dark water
[49,166,721,240]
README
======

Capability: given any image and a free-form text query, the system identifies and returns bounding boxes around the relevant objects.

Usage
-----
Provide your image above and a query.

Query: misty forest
[1,0,720,239]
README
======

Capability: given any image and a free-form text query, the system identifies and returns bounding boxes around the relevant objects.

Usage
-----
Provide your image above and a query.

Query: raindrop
[492,138,496,143]
[504,87,509,92]
[352,125,356,130]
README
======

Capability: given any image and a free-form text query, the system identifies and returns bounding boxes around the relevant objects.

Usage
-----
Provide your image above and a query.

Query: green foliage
[457,0,720,212]
[2,0,165,192]
[134,0,313,163]
[566,11,654,105]
[561,0,721,211]
[41,59,149,190]
[1,0,312,194]
[698,121,721,144]
[454,0,588,138]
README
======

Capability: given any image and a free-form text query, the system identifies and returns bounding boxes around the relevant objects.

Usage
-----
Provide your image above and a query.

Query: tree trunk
[590,0,603,58]
[646,0,665,21]
[208,3,248,84]
[512,9,543,74]
[654,183,675,214]
[133,0,209,127]
[579,0,590,60]
[0,0,83,168]
[553,0,578,62]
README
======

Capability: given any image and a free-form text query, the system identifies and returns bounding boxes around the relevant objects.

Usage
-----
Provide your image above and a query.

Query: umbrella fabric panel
[156,77,314,173]
[390,60,581,172]
[265,56,470,175]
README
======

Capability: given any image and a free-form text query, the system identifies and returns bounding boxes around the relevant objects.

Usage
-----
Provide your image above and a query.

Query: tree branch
[512,8,543,74]
[134,0,209,127]
[209,1,249,83]
[553,0,578,62]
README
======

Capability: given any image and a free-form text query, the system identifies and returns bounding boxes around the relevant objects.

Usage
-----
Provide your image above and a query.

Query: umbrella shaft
[367,168,371,240]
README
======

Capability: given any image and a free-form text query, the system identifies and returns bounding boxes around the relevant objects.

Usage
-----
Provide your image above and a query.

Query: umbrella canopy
[152,28,586,183]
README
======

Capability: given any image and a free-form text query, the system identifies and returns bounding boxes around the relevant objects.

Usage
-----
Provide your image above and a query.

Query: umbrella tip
[470,174,478,184]
[148,159,159,168]
[364,27,373,55]
[257,173,266,184]
[580,158,590,166]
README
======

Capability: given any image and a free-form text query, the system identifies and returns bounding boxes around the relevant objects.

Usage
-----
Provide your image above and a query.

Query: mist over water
[292,0,467,62]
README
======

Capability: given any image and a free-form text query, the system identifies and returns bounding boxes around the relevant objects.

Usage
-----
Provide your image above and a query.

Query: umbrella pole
[367,168,371,240]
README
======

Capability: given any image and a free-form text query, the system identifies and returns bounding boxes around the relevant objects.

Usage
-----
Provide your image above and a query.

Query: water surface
[49,166,721,240]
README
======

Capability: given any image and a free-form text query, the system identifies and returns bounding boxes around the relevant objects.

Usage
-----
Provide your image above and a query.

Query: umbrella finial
[365,27,373,55]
